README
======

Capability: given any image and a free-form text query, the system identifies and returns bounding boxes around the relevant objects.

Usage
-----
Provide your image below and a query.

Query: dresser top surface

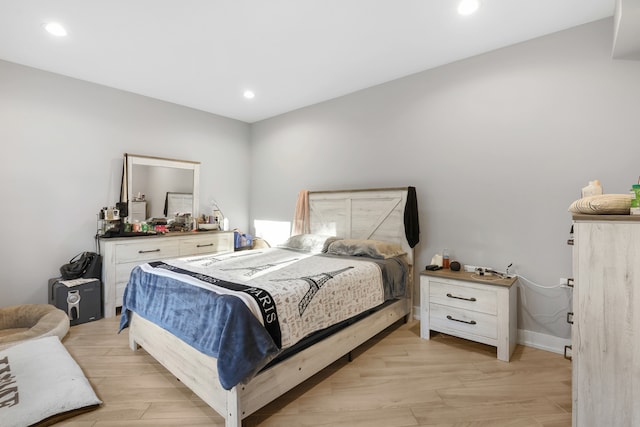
[421,269,517,287]
[100,230,232,241]
[572,214,640,222]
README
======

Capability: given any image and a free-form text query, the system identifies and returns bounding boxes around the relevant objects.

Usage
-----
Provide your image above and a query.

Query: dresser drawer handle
[446,315,477,325]
[138,249,161,254]
[566,312,574,325]
[446,293,476,302]
[564,345,572,361]
[197,243,214,248]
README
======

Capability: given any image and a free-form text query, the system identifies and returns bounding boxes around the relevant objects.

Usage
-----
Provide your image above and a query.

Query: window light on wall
[458,0,480,15]
[43,22,68,37]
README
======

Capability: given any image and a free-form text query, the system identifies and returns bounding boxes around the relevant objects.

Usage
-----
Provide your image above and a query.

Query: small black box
[48,278,103,325]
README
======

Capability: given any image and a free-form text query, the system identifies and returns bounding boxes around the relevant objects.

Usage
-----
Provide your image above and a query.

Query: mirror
[122,154,200,222]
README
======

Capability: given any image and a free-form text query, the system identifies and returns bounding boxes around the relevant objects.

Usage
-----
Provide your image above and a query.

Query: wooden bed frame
[128,187,416,426]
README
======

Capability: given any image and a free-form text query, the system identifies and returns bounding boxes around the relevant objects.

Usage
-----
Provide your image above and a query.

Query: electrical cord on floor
[514,273,572,326]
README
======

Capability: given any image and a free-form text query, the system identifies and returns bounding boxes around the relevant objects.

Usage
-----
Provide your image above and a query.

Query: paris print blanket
[119,248,398,389]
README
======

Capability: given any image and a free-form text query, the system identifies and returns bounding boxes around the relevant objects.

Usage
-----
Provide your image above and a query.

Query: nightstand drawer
[430,303,498,340]
[430,280,497,315]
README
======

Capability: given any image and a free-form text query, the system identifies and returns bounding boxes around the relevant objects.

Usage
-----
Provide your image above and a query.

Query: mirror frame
[123,153,200,221]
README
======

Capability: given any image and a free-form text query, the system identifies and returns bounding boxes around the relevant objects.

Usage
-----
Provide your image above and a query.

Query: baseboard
[517,329,571,355]
[412,307,571,355]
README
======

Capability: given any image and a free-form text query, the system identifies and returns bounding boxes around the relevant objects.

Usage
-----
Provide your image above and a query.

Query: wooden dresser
[100,231,234,318]
[571,215,640,426]
[420,269,517,361]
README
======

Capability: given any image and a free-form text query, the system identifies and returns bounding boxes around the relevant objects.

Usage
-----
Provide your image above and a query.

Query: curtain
[291,189,310,236]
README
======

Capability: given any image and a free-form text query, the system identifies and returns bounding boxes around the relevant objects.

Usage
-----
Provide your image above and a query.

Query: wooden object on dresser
[571,215,640,427]
[100,231,234,318]
[420,269,517,361]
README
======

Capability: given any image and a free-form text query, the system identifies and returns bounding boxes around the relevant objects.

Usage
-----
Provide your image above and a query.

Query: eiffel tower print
[271,266,354,315]
[220,258,299,277]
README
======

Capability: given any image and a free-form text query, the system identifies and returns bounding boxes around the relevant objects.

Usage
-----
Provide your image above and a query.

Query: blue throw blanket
[119,266,280,390]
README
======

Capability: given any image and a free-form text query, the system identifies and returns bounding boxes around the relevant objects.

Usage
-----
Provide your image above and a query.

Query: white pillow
[0,336,101,427]
[568,194,632,215]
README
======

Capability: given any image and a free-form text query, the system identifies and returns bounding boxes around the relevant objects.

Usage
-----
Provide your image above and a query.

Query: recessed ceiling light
[243,90,255,100]
[43,22,67,37]
[457,0,480,15]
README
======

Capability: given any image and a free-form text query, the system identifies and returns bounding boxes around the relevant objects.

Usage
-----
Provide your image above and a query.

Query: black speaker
[450,261,461,271]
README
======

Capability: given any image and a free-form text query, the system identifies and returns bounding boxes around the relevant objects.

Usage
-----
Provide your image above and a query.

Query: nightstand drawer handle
[446,293,476,302]
[446,315,477,325]
[138,249,161,254]
[197,243,214,248]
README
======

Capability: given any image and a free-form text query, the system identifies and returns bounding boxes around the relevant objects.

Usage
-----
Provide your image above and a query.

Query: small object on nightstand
[450,261,461,271]
[425,264,441,271]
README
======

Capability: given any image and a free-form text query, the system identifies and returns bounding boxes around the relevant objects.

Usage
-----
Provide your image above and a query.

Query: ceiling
[0,1,625,123]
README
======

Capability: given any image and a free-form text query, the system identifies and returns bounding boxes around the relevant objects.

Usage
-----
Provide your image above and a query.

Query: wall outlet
[559,277,569,286]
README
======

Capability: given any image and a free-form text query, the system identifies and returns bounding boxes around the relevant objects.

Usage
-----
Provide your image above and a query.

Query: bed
[120,187,418,427]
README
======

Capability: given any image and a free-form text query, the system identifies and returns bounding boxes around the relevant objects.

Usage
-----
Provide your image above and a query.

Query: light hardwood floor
[59,316,571,427]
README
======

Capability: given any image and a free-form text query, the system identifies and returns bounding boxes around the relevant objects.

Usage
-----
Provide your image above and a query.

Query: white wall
[0,60,250,307]
[249,19,640,342]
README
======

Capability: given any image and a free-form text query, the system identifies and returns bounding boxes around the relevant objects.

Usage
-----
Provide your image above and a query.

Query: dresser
[100,231,234,318]
[571,215,640,426]
[420,269,517,361]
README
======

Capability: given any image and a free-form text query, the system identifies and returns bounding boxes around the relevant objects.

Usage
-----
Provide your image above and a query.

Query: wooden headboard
[308,187,414,267]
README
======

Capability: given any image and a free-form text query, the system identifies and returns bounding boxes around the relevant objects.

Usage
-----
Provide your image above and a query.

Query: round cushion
[0,304,70,350]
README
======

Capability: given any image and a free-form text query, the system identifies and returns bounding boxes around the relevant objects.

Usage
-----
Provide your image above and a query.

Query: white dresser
[100,231,234,318]
[571,215,640,427]
[420,269,517,361]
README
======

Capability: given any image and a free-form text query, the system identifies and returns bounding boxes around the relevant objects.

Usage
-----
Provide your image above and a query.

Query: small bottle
[443,249,450,269]
[581,180,603,198]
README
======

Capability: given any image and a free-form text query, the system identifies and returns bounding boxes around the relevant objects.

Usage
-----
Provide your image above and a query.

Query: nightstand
[420,269,517,361]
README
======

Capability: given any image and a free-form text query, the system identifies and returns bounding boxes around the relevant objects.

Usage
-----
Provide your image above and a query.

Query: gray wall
[0,60,250,307]
[1,18,638,346]
[249,18,640,342]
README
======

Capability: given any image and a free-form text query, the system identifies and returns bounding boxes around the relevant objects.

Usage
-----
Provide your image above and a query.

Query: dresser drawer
[179,234,233,255]
[429,280,497,315]
[430,303,498,340]
[115,262,140,284]
[115,240,180,263]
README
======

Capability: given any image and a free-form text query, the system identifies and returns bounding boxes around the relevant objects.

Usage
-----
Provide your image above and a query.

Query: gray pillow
[327,239,406,259]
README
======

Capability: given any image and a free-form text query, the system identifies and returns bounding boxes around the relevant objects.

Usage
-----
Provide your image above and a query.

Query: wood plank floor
[59,316,571,426]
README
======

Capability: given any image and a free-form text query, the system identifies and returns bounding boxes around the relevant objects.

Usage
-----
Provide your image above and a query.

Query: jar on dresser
[100,231,234,318]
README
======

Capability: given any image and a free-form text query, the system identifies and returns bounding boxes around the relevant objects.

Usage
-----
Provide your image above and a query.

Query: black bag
[60,252,102,280]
